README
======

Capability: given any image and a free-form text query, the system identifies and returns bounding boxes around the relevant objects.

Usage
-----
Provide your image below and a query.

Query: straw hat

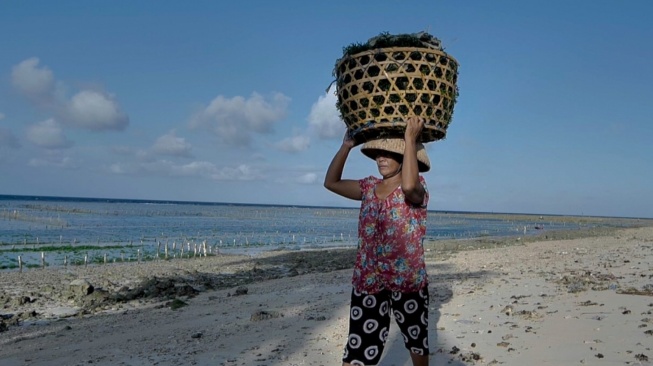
[360,138,431,172]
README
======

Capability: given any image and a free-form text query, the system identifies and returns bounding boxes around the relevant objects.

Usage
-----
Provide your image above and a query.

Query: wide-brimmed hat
[360,138,431,172]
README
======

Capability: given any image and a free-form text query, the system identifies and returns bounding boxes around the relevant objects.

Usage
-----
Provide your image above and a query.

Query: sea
[0,194,643,269]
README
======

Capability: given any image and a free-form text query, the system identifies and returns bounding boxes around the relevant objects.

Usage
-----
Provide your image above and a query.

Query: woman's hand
[404,117,424,142]
[324,129,362,201]
[342,130,355,149]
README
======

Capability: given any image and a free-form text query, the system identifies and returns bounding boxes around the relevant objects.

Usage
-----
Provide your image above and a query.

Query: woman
[324,117,430,366]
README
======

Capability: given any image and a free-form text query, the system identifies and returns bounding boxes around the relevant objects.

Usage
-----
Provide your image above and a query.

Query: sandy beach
[1,224,653,366]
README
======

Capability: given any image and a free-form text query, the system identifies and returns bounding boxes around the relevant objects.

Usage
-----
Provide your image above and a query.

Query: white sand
[1,226,652,365]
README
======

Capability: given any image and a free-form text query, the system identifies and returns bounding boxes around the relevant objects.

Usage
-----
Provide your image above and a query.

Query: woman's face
[375,151,403,178]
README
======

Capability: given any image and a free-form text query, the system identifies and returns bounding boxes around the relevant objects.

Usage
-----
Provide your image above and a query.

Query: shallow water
[0,195,641,269]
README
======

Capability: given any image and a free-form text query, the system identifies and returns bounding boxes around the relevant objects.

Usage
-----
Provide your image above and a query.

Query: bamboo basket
[334,45,459,145]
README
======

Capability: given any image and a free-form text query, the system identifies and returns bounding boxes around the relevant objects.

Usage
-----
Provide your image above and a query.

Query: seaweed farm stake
[18,255,22,272]
[41,252,45,269]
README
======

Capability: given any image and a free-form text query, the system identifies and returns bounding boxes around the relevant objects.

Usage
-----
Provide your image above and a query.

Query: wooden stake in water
[41,252,45,269]
[104,253,107,264]
[18,255,23,272]
[202,241,207,257]
[137,249,141,263]
[64,255,68,266]
[84,254,88,267]
[165,241,169,260]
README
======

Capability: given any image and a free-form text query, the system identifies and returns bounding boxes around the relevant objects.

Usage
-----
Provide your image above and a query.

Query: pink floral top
[352,175,429,294]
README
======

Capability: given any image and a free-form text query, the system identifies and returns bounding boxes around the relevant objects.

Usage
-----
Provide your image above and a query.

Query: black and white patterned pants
[342,287,429,365]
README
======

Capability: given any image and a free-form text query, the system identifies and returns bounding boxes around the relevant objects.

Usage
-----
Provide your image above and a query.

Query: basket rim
[335,46,459,70]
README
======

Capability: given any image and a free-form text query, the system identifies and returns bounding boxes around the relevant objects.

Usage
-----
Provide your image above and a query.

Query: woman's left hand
[405,116,424,142]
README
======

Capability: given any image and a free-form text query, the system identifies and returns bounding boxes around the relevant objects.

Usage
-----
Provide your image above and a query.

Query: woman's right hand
[324,129,362,201]
[404,116,424,142]
[342,130,355,149]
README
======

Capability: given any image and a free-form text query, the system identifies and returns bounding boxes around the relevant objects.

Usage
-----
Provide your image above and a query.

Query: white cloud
[109,163,129,174]
[189,92,290,145]
[151,130,193,157]
[135,159,210,177]
[211,164,262,181]
[296,172,318,184]
[11,57,54,98]
[111,158,263,181]
[274,135,310,153]
[66,90,129,131]
[0,127,21,148]
[308,85,344,139]
[28,153,77,169]
[11,58,129,131]
[26,119,73,149]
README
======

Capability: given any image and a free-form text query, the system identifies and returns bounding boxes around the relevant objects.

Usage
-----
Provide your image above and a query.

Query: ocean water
[0,195,631,269]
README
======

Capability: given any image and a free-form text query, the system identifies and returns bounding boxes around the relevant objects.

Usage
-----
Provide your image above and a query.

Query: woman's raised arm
[324,131,362,201]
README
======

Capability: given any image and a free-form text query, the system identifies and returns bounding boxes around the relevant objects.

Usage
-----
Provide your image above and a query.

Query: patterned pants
[342,287,429,365]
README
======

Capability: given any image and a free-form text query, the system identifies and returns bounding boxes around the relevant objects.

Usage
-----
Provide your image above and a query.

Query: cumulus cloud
[11,58,55,98]
[0,127,21,149]
[109,162,129,175]
[65,90,129,131]
[274,135,310,153]
[140,160,213,177]
[28,151,78,169]
[110,158,262,181]
[189,92,290,145]
[27,119,73,149]
[296,172,318,184]
[210,164,262,181]
[151,130,193,157]
[11,58,129,131]
[307,85,343,139]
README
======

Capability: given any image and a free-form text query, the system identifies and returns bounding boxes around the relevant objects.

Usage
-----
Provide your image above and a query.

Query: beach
[1,224,653,365]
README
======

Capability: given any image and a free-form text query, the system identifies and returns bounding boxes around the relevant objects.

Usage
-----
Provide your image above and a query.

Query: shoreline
[1,224,653,365]
[2,214,649,271]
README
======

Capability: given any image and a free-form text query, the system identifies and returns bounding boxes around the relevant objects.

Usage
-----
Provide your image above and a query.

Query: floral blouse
[352,175,429,294]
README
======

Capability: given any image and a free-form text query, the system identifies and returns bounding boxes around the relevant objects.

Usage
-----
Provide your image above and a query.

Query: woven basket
[335,46,458,145]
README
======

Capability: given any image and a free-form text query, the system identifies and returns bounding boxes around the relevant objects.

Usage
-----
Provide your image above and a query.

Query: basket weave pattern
[335,47,458,145]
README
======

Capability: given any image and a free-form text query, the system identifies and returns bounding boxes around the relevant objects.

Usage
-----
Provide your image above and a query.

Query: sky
[1,1,652,218]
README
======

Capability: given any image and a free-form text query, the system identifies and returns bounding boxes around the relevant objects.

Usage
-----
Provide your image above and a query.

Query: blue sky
[1,1,652,218]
